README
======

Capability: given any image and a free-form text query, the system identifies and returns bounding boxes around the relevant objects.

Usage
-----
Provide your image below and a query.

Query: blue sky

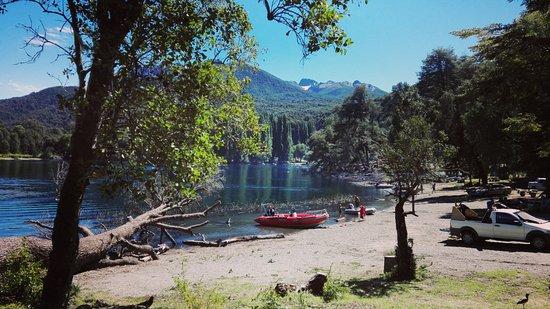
[0,0,523,99]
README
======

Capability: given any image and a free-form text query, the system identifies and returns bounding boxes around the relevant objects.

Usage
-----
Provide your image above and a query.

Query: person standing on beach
[432,183,436,193]
[359,205,366,219]
[353,195,361,208]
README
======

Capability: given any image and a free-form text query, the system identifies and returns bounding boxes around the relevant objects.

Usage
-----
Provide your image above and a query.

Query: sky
[0,0,524,99]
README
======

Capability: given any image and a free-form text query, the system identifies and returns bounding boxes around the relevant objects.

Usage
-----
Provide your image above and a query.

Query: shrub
[322,277,350,302]
[0,246,46,307]
[174,278,226,309]
[252,289,283,309]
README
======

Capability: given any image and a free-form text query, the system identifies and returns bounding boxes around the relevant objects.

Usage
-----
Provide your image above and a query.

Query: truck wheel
[530,236,547,251]
[461,230,477,246]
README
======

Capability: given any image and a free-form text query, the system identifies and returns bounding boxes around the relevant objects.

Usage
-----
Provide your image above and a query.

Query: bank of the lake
[74,186,550,303]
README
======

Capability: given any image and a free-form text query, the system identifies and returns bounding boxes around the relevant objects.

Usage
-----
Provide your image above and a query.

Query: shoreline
[0,157,44,161]
[74,185,550,298]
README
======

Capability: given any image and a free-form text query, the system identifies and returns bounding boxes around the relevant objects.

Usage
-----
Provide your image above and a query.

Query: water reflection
[0,161,392,238]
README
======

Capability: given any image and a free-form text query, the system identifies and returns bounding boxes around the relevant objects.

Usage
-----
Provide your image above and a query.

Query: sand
[74,186,550,298]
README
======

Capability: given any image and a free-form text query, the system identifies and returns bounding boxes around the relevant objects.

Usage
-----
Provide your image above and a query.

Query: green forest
[0,120,70,159]
[309,2,549,184]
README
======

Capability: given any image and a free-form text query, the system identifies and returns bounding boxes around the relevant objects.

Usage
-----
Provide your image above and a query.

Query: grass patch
[343,269,549,308]
[323,276,350,302]
[244,289,322,309]
[0,154,36,159]
[71,269,550,308]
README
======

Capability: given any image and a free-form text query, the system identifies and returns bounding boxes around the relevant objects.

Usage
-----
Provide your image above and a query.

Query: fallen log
[1,200,220,272]
[183,233,285,247]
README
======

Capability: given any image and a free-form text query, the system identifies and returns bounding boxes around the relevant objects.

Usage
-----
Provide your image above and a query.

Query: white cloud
[54,26,74,34]
[4,80,40,94]
[25,27,72,47]
[28,36,60,47]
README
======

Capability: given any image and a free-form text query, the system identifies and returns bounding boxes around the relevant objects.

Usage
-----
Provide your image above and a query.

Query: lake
[0,160,394,240]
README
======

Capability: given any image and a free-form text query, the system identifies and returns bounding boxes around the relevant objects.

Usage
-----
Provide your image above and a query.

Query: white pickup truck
[450,207,550,250]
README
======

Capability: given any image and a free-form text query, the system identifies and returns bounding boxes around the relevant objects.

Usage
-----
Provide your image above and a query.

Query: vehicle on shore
[375,182,393,189]
[255,210,329,228]
[528,178,547,191]
[465,184,512,198]
[450,205,550,250]
[344,205,376,215]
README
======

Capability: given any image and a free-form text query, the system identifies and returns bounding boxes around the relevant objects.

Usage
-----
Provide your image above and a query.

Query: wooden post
[384,255,397,273]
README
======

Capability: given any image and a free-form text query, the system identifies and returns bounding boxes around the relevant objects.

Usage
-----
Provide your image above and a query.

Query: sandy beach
[74,185,550,298]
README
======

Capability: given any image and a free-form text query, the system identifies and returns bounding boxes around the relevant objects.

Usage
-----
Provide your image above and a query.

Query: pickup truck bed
[450,206,550,250]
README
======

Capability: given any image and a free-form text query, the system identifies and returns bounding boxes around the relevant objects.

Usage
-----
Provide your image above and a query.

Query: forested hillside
[1,67,385,161]
[0,87,74,158]
[0,86,75,130]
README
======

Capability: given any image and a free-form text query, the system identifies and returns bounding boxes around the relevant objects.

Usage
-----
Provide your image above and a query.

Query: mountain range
[0,67,386,128]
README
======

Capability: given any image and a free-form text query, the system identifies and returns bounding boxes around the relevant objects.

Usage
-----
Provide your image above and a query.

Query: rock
[301,273,327,296]
[275,283,297,296]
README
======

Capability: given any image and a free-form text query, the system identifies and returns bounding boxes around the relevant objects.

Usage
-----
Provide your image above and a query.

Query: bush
[252,289,283,309]
[0,246,46,307]
[322,277,350,302]
[174,278,226,309]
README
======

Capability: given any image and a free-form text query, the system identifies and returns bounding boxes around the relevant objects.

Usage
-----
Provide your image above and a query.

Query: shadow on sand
[416,194,481,204]
[441,239,549,253]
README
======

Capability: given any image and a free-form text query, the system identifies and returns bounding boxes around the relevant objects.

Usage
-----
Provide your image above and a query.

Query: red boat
[255,210,329,228]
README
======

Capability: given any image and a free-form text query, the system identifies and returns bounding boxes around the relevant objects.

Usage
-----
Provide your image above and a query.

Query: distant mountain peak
[295,77,385,99]
[298,78,318,87]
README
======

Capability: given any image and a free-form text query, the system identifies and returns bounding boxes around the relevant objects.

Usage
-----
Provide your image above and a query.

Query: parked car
[450,207,550,250]
[465,184,512,198]
[528,178,547,191]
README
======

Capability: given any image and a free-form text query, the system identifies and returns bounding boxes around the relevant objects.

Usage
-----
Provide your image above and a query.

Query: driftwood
[0,200,220,272]
[183,233,285,247]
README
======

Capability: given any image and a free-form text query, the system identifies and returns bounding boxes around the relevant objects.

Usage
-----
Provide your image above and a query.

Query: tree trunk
[40,2,143,308]
[476,160,488,185]
[394,198,415,280]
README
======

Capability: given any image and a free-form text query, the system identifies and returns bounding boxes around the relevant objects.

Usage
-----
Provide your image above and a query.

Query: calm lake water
[0,160,393,240]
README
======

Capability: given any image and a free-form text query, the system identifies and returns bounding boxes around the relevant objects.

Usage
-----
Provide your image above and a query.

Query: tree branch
[148,200,221,224]
[118,238,158,260]
[152,220,209,235]
[27,220,95,237]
